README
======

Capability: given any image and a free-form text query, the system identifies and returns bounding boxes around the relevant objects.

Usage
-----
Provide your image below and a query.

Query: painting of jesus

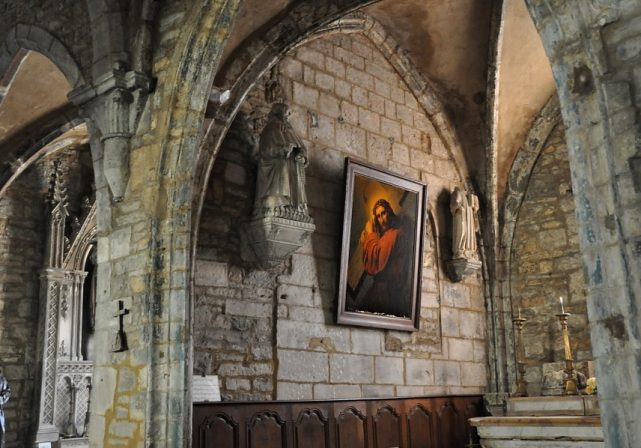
[337,159,427,331]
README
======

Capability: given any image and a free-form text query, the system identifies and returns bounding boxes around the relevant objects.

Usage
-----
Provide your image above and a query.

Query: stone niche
[194,29,486,401]
[510,124,591,396]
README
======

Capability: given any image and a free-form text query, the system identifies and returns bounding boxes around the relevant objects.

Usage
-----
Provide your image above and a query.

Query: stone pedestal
[447,257,481,282]
[243,216,315,268]
[470,396,602,447]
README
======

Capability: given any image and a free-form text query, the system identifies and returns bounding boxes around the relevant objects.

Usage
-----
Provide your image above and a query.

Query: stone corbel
[447,257,482,283]
[69,64,153,201]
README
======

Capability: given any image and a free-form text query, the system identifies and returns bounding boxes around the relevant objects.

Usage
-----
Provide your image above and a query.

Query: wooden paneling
[193,395,484,448]
[407,405,434,448]
[295,409,329,448]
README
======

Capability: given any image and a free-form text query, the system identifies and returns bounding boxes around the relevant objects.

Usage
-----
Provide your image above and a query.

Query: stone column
[73,2,242,446]
[526,1,641,446]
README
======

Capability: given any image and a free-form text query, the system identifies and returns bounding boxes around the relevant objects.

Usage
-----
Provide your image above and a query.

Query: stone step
[507,396,599,416]
[469,415,603,448]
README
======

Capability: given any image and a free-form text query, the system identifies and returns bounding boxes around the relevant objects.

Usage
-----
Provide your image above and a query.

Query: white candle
[518,307,522,319]
[559,296,565,314]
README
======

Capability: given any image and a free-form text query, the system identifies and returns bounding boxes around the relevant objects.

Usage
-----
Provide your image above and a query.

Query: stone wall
[0,147,93,447]
[0,168,45,447]
[194,32,486,401]
[510,124,590,395]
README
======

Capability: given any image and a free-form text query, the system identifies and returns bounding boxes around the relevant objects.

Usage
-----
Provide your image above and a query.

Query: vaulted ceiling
[0,0,556,209]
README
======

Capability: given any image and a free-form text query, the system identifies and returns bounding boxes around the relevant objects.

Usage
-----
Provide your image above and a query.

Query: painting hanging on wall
[337,158,427,331]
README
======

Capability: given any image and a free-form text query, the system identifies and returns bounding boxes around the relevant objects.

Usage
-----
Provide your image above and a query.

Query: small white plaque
[192,375,221,403]
[39,443,52,448]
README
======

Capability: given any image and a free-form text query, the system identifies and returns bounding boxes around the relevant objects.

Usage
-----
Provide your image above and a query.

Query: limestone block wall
[195,32,487,401]
[510,124,590,395]
[0,147,93,447]
[0,172,45,447]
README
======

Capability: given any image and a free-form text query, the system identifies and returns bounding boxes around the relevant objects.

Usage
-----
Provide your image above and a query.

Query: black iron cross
[111,300,129,352]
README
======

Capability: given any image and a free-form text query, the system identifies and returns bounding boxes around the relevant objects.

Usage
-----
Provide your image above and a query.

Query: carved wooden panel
[373,405,401,448]
[295,409,329,448]
[408,405,433,448]
[199,413,238,448]
[336,407,367,448]
[192,395,484,448]
[464,402,482,446]
[437,402,459,448]
[248,411,287,448]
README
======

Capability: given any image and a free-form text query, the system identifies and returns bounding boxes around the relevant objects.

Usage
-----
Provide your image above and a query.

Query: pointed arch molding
[192,10,467,253]
[0,24,86,90]
[494,93,561,391]
[501,94,561,260]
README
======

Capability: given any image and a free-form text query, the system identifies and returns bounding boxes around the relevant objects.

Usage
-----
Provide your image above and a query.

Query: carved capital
[69,64,153,201]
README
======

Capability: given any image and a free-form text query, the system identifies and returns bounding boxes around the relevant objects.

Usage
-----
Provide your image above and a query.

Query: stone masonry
[510,124,590,395]
[194,31,487,401]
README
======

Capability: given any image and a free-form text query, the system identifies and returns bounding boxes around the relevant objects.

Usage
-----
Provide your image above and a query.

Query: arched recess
[0,25,86,90]
[493,94,561,393]
[142,1,380,444]
[0,116,85,197]
[524,2,641,445]
[192,11,468,268]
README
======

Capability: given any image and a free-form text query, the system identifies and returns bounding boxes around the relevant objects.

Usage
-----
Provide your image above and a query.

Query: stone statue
[450,187,479,258]
[253,102,310,221]
[0,373,10,448]
[244,102,315,268]
[450,186,479,259]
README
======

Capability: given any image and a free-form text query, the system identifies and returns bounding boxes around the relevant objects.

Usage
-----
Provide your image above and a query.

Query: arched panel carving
[295,408,329,448]
[408,404,433,448]
[437,401,460,448]
[373,405,401,448]
[248,410,287,448]
[336,407,367,448]
[200,412,239,448]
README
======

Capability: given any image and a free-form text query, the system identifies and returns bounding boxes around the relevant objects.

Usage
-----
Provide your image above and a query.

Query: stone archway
[0,25,86,89]
[192,11,467,273]
[522,2,641,445]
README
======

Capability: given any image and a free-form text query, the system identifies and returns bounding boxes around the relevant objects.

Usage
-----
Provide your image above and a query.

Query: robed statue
[450,186,480,259]
[253,102,310,221]
[244,102,315,268]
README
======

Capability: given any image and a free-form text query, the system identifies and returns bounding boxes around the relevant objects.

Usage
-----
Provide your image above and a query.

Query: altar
[470,395,602,447]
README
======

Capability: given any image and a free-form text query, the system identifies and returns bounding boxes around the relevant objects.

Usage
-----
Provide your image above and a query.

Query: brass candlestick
[513,308,528,397]
[556,304,578,395]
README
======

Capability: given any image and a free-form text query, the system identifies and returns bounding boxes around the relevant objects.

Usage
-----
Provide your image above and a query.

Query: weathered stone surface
[510,125,590,396]
[193,29,484,404]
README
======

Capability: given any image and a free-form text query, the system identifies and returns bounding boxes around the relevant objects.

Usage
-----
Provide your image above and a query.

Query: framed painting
[337,158,427,331]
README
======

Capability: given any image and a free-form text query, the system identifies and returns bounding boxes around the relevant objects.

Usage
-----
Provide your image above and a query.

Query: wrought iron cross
[111,300,129,352]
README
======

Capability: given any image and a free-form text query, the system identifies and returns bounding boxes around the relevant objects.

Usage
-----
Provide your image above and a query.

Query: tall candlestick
[513,310,528,397]
[556,310,578,395]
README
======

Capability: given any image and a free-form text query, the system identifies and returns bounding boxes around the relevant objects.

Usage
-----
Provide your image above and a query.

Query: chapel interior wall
[194,31,487,401]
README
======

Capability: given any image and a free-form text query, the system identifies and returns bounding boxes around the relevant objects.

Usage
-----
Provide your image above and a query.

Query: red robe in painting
[360,224,412,317]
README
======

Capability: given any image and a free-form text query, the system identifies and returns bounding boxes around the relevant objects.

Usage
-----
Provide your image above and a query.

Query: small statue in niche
[450,186,480,259]
[447,186,481,282]
[243,102,315,268]
[253,102,311,222]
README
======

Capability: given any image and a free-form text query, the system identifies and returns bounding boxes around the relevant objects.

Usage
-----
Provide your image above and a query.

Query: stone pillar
[34,270,66,446]
[526,1,641,446]
[74,2,242,446]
